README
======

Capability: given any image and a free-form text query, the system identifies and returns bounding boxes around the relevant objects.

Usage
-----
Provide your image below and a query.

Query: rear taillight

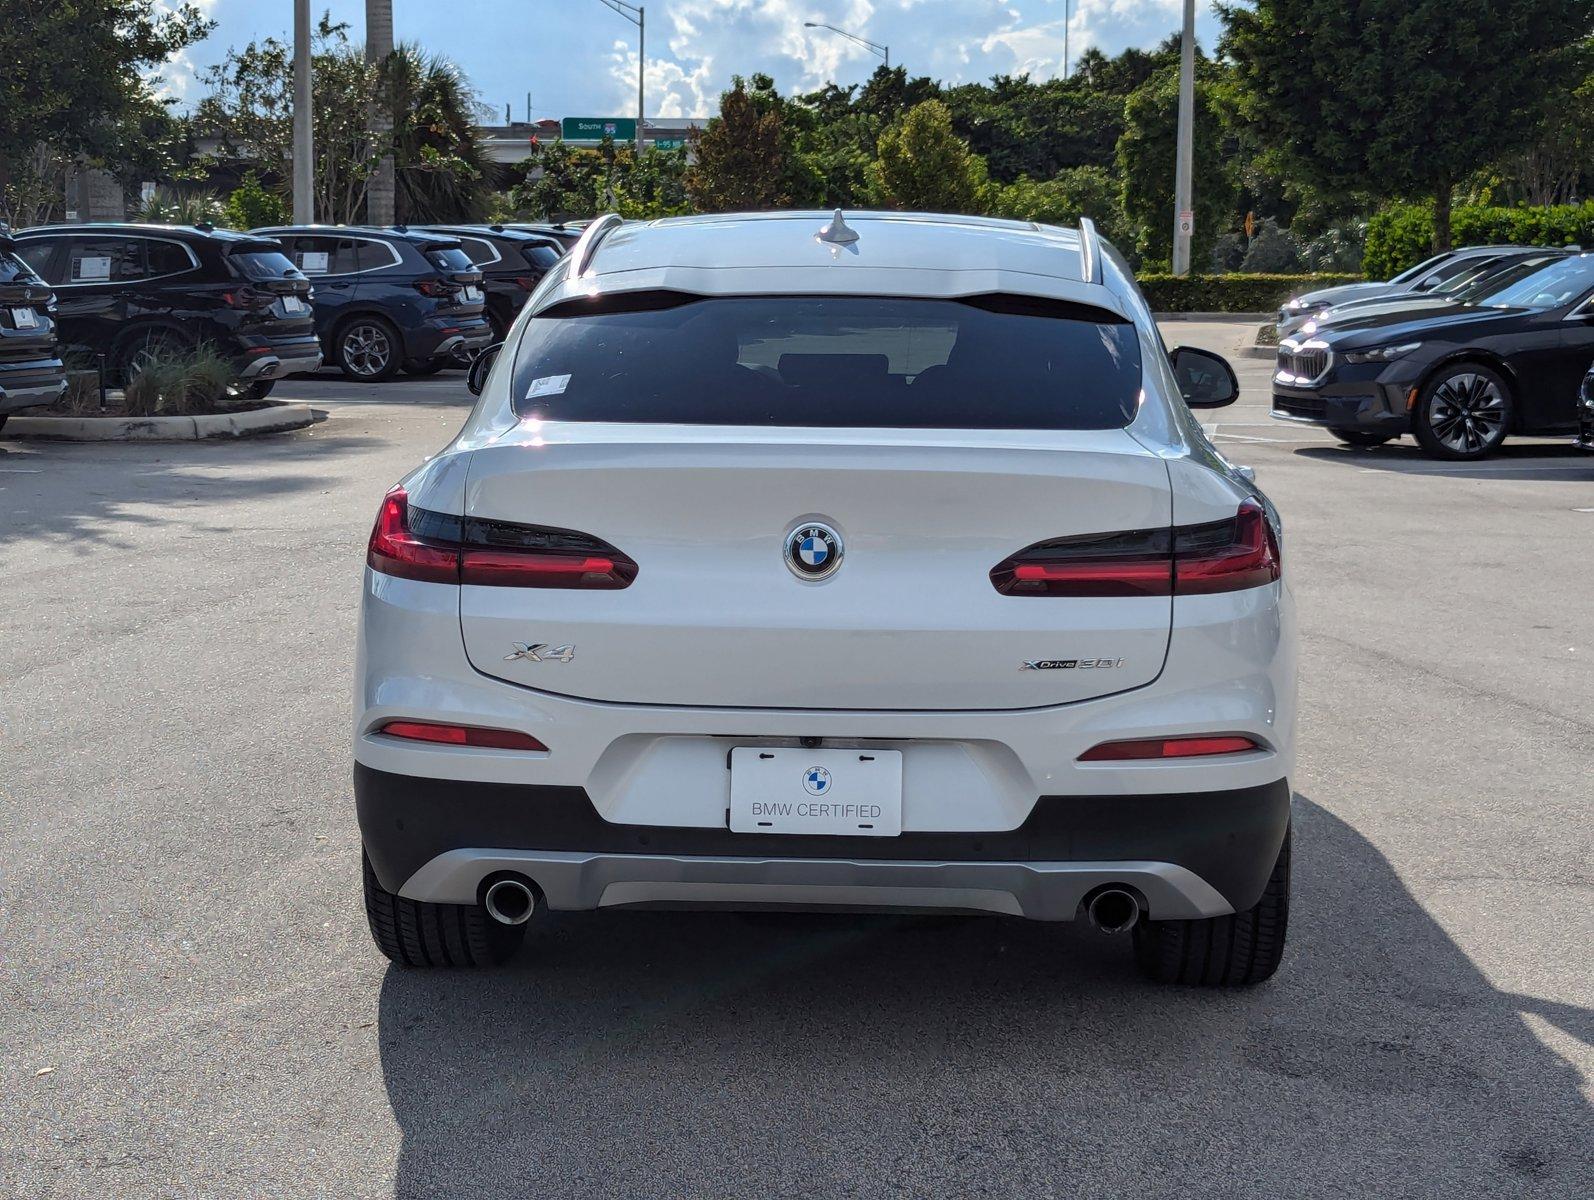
[1079,735,1262,761]
[365,486,637,589]
[221,288,276,310]
[990,500,1279,597]
[377,720,547,751]
[513,275,539,291]
[413,278,457,298]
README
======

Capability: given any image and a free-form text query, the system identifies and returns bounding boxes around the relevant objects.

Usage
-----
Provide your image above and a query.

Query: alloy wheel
[1426,372,1507,455]
[342,324,393,377]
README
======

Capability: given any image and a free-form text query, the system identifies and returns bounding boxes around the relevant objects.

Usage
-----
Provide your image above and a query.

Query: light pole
[1063,0,1070,79]
[597,1,646,155]
[1171,0,1195,276]
[292,0,313,222]
[365,0,395,225]
[803,22,889,70]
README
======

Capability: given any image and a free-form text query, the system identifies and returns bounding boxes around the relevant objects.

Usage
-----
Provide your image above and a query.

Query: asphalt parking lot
[2,320,1590,1199]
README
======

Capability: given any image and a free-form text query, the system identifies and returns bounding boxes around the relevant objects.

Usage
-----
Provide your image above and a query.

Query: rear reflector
[991,500,1280,597]
[366,486,637,588]
[377,720,547,751]
[1078,735,1261,761]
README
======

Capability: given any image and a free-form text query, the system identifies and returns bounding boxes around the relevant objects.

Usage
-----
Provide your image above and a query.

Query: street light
[1171,0,1195,276]
[803,21,889,70]
[597,0,646,154]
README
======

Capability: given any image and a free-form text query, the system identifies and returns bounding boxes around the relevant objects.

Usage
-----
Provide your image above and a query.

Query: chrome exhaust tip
[483,876,536,926]
[1085,887,1141,935]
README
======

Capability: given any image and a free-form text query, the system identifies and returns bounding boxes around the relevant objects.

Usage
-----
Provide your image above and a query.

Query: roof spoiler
[571,213,624,277]
[1078,217,1102,286]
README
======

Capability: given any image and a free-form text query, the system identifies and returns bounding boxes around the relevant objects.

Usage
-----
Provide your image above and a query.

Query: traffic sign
[1177,209,1194,237]
[561,117,638,142]
[653,138,686,150]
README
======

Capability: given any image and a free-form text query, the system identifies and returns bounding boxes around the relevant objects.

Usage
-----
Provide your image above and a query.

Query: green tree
[197,19,490,223]
[383,44,493,222]
[0,0,213,224]
[870,99,992,214]
[1220,0,1594,251]
[1115,65,1235,268]
[686,77,792,211]
[993,166,1127,244]
[510,141,604,219]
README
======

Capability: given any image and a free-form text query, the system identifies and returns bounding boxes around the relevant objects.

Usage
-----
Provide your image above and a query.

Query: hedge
[1365,201,1594,279]
[1138,273,1364,313]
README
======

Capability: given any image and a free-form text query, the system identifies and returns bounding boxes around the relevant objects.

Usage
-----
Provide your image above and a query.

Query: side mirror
[466,342,503,396]
[1169,345,1239,408]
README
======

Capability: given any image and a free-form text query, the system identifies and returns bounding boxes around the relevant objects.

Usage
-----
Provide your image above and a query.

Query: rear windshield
[425,247,475,273]
[0,249,39,283]
[520,243,563,271]
[510,294,1142,429]
[229,249,302,281]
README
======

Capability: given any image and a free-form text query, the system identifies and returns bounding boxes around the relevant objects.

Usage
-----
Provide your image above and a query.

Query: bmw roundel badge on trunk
[785,522,844,580]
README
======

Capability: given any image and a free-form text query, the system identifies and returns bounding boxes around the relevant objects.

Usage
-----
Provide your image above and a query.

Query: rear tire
[1133,828,1290,986]
[402,357,446,376]
[114,326,192,386]
[1411,362,1512,460]
[1328,428,1391,448]
[362,852,525,968]
[238,379,275,400]
[333,316,403,382]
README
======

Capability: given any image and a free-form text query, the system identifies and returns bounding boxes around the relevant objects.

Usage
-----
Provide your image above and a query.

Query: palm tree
[384,45,493,222]
[365,0,395,224]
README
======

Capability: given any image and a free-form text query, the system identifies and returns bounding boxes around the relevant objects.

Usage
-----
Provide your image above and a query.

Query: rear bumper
[404,317,493,362]
[0,365,69,414]
[356,763,1291,918]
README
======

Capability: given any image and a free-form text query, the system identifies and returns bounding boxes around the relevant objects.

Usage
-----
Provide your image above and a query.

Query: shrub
[121,344,244,416]
[223,172,287,230]
[1239,218,1303,273]
[1365,201,1594,277]
[1137,273,1365,313]
[134,187,226,226]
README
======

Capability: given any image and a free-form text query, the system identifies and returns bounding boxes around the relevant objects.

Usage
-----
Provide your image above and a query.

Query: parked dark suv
[11,224,320,398]
[0,230,68,428]
[253,226,491,380]
[419,225,566,340]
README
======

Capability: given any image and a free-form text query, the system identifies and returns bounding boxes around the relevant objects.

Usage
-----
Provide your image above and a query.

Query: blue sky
[160,2,1222,120]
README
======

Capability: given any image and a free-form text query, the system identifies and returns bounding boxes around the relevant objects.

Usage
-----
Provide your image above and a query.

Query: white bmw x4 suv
[355,211,1296,985]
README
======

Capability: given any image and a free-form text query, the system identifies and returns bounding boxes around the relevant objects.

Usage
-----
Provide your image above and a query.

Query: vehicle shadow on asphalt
[0,431,372,550]
[1294,441,1594,481]
[374,796,1591,1199]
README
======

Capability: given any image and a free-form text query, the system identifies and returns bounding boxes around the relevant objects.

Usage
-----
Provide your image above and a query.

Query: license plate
[463,286,481,302]
[729,747,903,837]
[280,295,306,315]
[11,307,38,329]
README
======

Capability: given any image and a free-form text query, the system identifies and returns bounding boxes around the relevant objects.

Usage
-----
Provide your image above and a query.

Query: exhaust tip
[1085,887,1141,935]
[483,876,537,926]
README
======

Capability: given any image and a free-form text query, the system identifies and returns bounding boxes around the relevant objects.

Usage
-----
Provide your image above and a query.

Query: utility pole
[292,0,313,222]
[1063,0,1070,80]
[365,0,395,225]
[598,2,647,155]
[1171,0,1195,276]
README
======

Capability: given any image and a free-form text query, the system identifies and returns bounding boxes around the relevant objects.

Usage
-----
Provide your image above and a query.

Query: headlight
[1342,342,1422,365]
[1286,297,1316,312]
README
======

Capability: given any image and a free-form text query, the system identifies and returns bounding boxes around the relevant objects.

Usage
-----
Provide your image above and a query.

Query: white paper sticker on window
[524,374,570,399]
[298,251,330,274]
[73,256,112,282]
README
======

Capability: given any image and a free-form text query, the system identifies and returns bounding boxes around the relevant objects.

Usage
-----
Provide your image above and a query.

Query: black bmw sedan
[1272,253,1594,459]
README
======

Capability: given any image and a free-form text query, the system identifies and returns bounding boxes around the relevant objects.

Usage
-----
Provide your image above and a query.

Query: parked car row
[1274,250,1594,459]
[0,220,572,415]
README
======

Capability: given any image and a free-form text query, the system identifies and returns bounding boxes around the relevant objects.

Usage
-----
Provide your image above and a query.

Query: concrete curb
[1153,312,1273,321]
[2,401,315,441]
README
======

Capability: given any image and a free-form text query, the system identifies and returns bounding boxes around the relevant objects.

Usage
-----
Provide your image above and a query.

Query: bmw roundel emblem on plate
[803,766,831,796]
[785,521,844,580]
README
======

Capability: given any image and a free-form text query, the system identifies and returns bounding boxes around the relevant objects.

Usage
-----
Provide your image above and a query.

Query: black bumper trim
[355,764,1292,914]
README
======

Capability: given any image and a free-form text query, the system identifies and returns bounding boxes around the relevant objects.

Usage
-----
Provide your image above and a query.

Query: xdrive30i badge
[1022,658,1125,671]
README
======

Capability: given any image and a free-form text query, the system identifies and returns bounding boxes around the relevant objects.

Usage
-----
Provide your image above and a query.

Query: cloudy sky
[158,1,1222,120]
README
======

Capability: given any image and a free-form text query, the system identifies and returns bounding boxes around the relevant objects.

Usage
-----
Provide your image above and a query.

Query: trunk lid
[458,424,1172,711]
